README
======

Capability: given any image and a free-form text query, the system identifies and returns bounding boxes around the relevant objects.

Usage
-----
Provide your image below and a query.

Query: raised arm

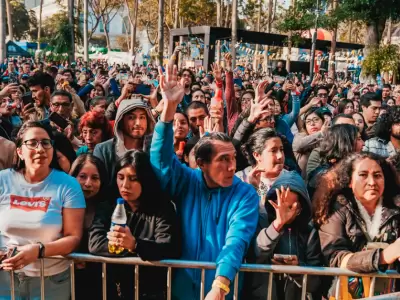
[150,64,193,197]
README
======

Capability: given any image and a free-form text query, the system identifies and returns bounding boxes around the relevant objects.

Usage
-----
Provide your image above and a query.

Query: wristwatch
[37,242,45,259]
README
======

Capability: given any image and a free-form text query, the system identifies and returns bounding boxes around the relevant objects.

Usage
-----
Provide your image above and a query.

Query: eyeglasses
[317,93,328,98]
[305,118,322,125]
[22,139,54,150]
[51,102,70,108]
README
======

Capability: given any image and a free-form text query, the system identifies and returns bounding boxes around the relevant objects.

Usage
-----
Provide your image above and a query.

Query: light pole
[309,0,319,77]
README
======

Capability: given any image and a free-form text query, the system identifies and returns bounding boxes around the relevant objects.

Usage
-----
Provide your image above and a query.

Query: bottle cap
[117,198,125,205]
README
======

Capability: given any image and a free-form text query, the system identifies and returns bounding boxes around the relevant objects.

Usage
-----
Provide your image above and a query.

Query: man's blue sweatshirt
[150,122,259,300]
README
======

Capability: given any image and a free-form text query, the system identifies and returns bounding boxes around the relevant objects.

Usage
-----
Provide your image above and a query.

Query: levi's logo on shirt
[10,195,51,212]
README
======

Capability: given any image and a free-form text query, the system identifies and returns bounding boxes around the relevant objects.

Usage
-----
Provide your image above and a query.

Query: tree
[179,0,216,26]
[41,11,82,52]
[37,0,43,50]
[4,0,38,40]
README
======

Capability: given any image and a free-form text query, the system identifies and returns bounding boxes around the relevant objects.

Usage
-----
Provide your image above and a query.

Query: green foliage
[362,44,400,76]
[7,0,38,40]
[42,12,82,54]
[179,0,216,26]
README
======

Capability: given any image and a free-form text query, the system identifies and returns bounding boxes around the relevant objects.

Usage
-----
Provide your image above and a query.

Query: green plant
[362,44,399,76]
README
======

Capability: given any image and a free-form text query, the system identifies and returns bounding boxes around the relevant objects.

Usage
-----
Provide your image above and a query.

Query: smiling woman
[0,121,85,299]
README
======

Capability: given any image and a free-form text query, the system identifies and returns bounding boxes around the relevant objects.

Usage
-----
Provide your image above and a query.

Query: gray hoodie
[93,98,155,199]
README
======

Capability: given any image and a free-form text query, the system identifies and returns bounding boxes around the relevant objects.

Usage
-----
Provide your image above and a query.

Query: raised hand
[159,65,185,122]
[211,62,223,82]
[247,165,266,188]
[269,186,299,232]
[224,53,232,69]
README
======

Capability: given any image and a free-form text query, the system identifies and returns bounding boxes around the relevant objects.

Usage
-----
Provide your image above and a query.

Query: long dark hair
[115,150,169,213]
[14,121,61,171]
[69,154,107,198]
[319,124,359,165]
[337,99,354,114]
[313,152,399,226]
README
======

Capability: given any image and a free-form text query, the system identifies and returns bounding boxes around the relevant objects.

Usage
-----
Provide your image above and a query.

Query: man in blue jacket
[150,64,259,300]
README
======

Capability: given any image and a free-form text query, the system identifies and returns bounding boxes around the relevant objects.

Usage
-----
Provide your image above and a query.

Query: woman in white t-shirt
[0,121,86,299]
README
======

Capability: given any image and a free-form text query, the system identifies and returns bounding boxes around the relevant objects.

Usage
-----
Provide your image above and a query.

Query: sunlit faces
[192,90,206,103]
[82,126,103,151]
[173,113,189,140]
[187,108,207,134]
[305,113,323,134]
[198,141,236,188]
[362,100,381,124]
[253,137,285,178]
[350,158,384,204]
[76,162,101,199]
[117,166,142,202]
[17,127,54,171]
[122,108,148,139]
[352,113,365,133]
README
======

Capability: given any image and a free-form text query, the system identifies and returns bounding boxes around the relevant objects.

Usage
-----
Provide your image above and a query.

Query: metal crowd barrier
[8,253,400,300]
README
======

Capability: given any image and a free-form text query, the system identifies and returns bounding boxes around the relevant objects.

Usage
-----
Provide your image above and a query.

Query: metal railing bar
[267,272,273,300]
[40,259,45,300]
[233,273,239,300]
[52,254,400,279]
[200,269,205,300]
[301,274,307,300]
[135,265,139,300]
[369,276,376,298]
[167,267,172,300]
[70,261,75,300]
[102,262,107,300]
[10,271,15,300]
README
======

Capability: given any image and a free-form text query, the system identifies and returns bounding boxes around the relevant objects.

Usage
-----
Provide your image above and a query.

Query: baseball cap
[21,74,29,80]
[317,107,332,116]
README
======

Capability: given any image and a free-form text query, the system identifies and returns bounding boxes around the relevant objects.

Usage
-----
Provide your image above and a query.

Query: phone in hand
[49,112,69,130]
[273,254,298,263]
[22,93,33,106]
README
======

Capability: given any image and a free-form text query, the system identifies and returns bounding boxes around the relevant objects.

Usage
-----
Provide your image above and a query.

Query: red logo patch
[10,195,51,212]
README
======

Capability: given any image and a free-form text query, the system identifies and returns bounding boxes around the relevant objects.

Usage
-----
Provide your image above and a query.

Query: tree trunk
[216,0,221,63]
[0,0,5,61]
[5,0,12,41]
[37,0,43,50]
[83,0,89,62]
[102,15,111,50]
[224,0,229,27]
[387,17,392,44]
[231,0,238,68]
[348,20,352,42]
[173,0,179,28]
[253,0,261,71]
[68,0,75,63]
[328,0,337,79]
[158,0,164,66]
[263,0,273,73]
[131,0,139,56]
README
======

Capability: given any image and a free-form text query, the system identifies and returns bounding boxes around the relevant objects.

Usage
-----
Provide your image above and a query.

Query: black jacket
[88,200,180,299]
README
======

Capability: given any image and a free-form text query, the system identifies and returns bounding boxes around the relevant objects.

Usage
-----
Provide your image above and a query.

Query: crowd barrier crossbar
[8,253,400,300]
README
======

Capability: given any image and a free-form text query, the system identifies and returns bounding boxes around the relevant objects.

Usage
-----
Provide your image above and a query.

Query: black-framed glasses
[22,139,54,150]
[317,93,328,98]
[51,102,71,108]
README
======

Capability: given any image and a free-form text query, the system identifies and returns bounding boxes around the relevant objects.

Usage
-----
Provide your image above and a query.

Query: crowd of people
[1,49,400,300]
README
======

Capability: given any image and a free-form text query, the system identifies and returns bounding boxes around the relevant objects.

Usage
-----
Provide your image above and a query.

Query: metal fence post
[135,265,139,299]
[10,271,15,300]
[167,267,172,300]
[267,272,273,300]
[102,262,107,300]
[70,261,75,300]
[301,274,308,300]
[40,259,45,300]
[200,269,205,300]
[233,273,239,300]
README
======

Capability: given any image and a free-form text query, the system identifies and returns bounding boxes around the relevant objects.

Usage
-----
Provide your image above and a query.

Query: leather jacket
[319,192,400,273]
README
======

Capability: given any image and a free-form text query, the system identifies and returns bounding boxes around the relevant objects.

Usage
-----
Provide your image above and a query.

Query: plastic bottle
[210,84,223,128]
[108,198,127,254]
